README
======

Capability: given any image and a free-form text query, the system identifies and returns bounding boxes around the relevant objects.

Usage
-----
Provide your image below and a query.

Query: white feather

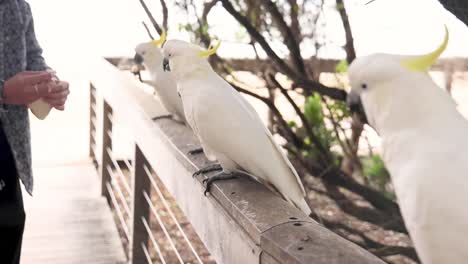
[163,40,311,214]
[349,53,468,264]
[135,43,186,123]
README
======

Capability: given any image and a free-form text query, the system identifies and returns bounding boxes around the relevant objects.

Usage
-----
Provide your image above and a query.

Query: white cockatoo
[134,31,186,123]
[347,27,468,264]
[161,39,312,215]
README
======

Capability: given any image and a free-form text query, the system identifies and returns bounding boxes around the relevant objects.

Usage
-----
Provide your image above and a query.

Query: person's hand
[3,71,53,105]
[43,80,70,111]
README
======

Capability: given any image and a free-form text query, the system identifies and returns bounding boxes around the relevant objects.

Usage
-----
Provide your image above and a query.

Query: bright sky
[28,0,468,64]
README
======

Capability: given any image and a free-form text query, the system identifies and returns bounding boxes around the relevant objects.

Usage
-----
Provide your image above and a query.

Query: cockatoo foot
[152,114,173,121]
[188,147,204,155]
[202,172,237,196]
[192,163,222,178]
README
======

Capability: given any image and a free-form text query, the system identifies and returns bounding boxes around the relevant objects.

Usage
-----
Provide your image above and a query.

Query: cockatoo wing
[179,73,310,214]
[230,82,306,196]
[150,70,187,124]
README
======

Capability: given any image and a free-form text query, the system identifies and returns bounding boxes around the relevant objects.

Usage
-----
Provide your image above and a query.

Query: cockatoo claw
[188,147,204,155]
[192,163,223,178]
[202,172,237,196]
[152,114,173,121]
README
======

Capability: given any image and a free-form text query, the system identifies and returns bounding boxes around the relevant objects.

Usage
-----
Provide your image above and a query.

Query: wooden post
[89,83,97,168]
[100,100,113,204]
[129,144,151,263]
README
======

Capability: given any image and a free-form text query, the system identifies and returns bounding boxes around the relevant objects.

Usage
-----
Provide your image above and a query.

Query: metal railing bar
[90,102,97,114]
[141,243,154,264]
[122,158,134,174]
[106,182,131,241]
[90,143,98,161]
[143,191,185,264]
[90,141,96,152]
[90,130,97,143]
[106,147,132,195]
[107,129,113,139]
[143,166,203,264]
[91,116,97,128]
[142,217,167,264]
[106,165,131,216]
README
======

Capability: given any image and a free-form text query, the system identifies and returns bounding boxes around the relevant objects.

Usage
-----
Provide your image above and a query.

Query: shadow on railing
[89,57,385,264]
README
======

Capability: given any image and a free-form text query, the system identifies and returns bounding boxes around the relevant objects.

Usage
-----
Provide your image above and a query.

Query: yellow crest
[150,30,166,47]
[401,25,449,72]
[198,40,221,58]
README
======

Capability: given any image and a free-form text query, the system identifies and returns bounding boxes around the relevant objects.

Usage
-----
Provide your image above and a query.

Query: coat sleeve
[24,4,49,71]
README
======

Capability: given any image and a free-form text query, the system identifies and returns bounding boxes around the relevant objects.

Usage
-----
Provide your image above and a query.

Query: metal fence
[89,57,386,264]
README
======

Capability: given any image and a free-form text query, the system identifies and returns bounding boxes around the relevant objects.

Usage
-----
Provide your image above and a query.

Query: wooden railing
[89,57,386,264]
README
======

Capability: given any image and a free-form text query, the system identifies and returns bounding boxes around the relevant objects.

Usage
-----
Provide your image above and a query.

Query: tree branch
[138,0,163,35]
[336,0,356,63]
[219,0,347,101]
[229,81,304,148]
[287,0,302,42]
[159,0,169,30]
[438,0,468,27]
[142,21,155,40]
[261,0,306,74]
[267,73,331,165]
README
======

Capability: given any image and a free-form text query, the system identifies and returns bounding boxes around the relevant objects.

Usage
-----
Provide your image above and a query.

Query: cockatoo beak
[134,53,144,65]
[163,57,171,72]
[346,91,361,111]
[347,91,368,123]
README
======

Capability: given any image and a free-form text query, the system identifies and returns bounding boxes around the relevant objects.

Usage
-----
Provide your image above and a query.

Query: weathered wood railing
[89,57,385,264]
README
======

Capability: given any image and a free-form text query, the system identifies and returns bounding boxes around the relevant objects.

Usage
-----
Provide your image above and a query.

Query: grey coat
[0,0,49,195]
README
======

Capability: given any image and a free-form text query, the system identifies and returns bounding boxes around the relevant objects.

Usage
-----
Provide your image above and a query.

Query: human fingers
[44,89,69,100]
[44,97,67,107]
[24,82,51,100]
[47,81,69,93]
[54,104,65,111]
[22,72,53,86]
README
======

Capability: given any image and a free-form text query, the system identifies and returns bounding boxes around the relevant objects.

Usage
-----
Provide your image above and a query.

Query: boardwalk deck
[21,161,127,264]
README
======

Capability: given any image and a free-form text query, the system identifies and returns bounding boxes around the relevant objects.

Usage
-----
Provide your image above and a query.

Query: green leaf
[288,120,297,128]
[184,23,193,32]
[304,93,324,125]
[335,59,349,73]
[362,155,392,195]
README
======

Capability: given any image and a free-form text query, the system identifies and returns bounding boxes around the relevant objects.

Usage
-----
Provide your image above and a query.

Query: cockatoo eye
[361,83,368,90]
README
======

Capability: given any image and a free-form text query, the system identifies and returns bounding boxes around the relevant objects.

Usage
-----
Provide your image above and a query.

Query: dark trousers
[0,125,25,264]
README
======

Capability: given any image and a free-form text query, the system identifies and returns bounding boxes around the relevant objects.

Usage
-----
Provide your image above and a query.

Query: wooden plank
[260,252,282,264]
[261,222,385,264]
[23,197,126,264]
[129,145,151,263]
[22,162,127,264]
[90,57,384,264]
[90,83,97,160]
[27,163,100,199]
[100,101,113,204]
